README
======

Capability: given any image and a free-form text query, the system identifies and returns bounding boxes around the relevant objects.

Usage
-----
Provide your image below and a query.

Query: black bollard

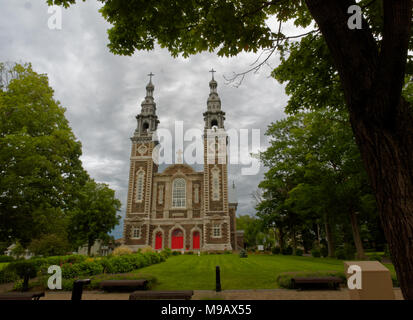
[71,279,91,301]
[216,266,221,292]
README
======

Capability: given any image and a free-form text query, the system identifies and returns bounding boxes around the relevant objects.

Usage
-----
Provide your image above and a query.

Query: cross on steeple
[209,68,216,80]
[148,72,154,82]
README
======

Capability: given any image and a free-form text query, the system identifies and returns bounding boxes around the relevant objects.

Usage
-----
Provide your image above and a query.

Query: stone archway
[171,228,184,250]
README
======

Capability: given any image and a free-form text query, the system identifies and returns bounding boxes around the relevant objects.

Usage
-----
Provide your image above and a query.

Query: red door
[193,231,200,249]
[171,229,184,249]
[155,232,162,250]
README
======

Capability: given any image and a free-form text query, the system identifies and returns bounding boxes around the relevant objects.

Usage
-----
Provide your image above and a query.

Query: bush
[320,246,329,258]
[335,248,346,260]
[295,249,304,256]
[239,249,248,258]
[311,248,321,258]
[0,268,18,284]
[113,246,133,256]
[186,251,194,255]
[171,251,181,256]
[161,248,172,258]
[28,234,71,257]
[140,246,155,254]
[369,254,382,262]
[0,255,14,263]
[281,246,293,255]
[6,260,39,291]
[271,246,281,255]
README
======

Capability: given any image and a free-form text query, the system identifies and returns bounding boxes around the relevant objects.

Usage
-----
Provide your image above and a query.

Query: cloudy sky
[0,0,306,238]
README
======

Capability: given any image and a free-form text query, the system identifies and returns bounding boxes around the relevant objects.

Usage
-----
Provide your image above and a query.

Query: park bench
[129,290,194,300]
[0,291,45,300]
[100,280,148,292]
[291,277,343,290]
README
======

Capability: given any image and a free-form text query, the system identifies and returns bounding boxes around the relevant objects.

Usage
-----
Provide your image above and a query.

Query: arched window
[211,166,220,201]
[172,178,186,208]
[135,170,145,202]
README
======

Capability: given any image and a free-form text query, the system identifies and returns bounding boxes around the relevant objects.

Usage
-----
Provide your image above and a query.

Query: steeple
[204,69,225,129]
[133,73,159,139]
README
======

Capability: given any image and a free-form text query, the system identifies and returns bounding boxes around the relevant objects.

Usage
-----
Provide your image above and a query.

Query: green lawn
[132,254,396,290]
[0,262,9,271]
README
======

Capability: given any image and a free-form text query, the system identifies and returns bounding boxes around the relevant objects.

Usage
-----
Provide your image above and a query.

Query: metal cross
[209,68,216,80]
[176,149,184,164]
[148,72,155,82]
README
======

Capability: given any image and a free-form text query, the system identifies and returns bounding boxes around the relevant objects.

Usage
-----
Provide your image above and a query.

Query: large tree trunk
[349,211,366,259]
[324,220,335,257]
[305,0,413,299]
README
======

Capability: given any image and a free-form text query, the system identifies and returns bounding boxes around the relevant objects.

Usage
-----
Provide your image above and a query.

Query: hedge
[1,252,166,284]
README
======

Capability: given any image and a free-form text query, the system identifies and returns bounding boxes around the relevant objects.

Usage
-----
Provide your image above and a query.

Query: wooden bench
[100,280,148,292]
[291,277,343,290]
[0,292,45,300]
[129,290,194,300]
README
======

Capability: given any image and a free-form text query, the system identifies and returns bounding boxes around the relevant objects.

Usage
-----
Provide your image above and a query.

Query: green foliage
[171,251,181,256]
[67,179,121,254]
[28,234,71,257]
[271,246,281,255]
[311,248,321,258]
[0,268,19,284]
[236,215,262,248]
[369,254,382,262]
[0,255,14,263]
[295,249,303,256]
[0,62,88,245]
[281,246,293,255]
[320,246,329,258]
[5,260,39,278]
[239,249,248,258]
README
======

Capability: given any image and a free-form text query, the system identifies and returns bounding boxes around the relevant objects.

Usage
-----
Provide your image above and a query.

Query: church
[122,72,239,252]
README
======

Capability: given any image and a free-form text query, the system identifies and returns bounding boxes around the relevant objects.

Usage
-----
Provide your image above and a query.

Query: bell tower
[124,73,159,250]
[202,69,232,251]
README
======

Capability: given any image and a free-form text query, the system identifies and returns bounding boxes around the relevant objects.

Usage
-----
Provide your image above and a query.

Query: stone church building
[123,72,238,252]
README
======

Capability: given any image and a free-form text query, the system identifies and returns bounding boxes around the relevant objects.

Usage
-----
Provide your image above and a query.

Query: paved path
[34,288,404,300]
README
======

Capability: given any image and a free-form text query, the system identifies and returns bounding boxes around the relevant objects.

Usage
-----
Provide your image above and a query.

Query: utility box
[344,261,395,300]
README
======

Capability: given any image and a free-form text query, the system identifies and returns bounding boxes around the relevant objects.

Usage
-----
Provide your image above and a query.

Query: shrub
[186,251,194,255]
[239,249,248,258]
[0,255,14,263]
[28,234,71,257]
[113,246,133,256]
[295,249,304,256]
[335,248,346,260]
[140,246,154,254]
[7,260,39,291]
[311,248,321,258]
[0,268,18,284]
[271,246,281,255]
[281,246,293,255]
[369,254,382,262]
[171,251,181,256]
[320,246,329,258]
[223,250,232,254]
[161,248,172,257]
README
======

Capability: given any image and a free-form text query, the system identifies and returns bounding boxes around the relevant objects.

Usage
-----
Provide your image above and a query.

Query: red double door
[155,232,162,250]
[171,229,200,250]
[171,229,184,249]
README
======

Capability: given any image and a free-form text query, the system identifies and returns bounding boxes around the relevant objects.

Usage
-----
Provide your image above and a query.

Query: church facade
[123,73,238,252]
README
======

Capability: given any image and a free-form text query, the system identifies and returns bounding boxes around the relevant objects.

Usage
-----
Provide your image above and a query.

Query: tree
[0,62,87,245]
[68,179,121,256]
[48,0,413,299]
[236,215,261,249]
[28,233,72,257]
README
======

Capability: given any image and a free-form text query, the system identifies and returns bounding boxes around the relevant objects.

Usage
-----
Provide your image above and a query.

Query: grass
[0,262,9,271]
[131,254,397,290]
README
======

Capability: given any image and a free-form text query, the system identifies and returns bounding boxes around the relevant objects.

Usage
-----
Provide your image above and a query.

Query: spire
[204,69,225,129]
[207,69,221,111]
[133,73,159,138]
[145,72,155,98]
